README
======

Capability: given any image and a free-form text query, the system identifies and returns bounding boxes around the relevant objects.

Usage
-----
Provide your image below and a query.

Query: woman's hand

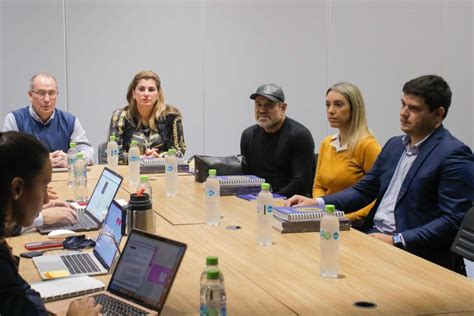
[66,296,102,316]
[144,148,161,158]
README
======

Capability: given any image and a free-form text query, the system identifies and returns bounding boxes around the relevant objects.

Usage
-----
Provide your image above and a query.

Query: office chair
[98,141,108,164]
[451,205,474,261]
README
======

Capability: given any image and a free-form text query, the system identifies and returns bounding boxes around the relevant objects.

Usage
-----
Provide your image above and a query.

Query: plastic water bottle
[165,148,178,196]
[107,135,119,171]
[199,256,225,295]
[74,152,88,203]
[204,169,220,225]
[200,269,226,316]
[67,142,77,188]
[320,204,340,278]
[128,140,140,187]
[256,183,273,246]
[137,175,152,199]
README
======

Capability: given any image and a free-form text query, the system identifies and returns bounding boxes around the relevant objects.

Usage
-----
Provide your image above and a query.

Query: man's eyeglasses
[31,89,58,98]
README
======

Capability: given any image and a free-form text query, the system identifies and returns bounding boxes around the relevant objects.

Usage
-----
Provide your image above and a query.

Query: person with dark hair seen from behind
[314,82,381,227]
[241,83,315,197]
[0,131,101,315]
[107,70,186,164]
[287,75,473,274]
[2,72,94,166]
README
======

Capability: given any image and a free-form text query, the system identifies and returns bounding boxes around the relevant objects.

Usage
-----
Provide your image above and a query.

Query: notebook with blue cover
[216,175,265,196]
[237,192,286,201]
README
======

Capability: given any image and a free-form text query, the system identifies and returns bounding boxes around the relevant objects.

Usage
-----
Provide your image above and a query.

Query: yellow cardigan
[313,135,381,223]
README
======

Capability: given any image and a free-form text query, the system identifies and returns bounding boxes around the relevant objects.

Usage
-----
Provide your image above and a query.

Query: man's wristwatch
[392,233,404,249]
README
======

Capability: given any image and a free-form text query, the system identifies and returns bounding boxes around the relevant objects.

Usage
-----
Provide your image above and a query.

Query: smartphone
[24,240,63,250]
[20,251,46,258]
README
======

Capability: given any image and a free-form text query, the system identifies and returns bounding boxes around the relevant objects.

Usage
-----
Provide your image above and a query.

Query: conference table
[9,165,474,315]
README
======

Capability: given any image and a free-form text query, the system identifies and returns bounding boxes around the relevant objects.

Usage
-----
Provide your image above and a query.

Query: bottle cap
[207,269,220,280]
[208,169,217,176]
[76,152,84,159]
[69,142,77,148]
[131,140,138,146]
[109,135,116,141]
[140,175,148,182]
[168,148,177,155]
[206,256,218,265]
[325,204,335,214]
[261,183,270,190]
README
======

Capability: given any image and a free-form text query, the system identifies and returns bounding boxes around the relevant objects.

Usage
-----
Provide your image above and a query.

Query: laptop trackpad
[37,256,68,271]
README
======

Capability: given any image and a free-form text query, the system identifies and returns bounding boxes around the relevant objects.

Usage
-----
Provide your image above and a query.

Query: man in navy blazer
[288,75,473,274]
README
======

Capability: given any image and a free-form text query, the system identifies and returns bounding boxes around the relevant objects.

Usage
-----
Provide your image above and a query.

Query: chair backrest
[98,141,108,164]
[451,205,474,261]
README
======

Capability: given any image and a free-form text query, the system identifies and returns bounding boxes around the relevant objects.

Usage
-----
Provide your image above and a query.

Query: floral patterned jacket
[108,106,186,164]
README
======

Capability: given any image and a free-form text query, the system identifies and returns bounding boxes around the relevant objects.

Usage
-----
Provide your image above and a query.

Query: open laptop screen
[93,200,123,270]
[86,168,122,221]
[107,230,187,312]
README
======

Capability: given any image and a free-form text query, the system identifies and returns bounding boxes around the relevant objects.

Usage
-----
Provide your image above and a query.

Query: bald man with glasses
[3,72,94,167]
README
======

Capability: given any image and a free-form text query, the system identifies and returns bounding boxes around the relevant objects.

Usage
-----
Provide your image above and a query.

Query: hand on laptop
[42,201,78,225]
[50,150,68,168]
[67,296,102,316]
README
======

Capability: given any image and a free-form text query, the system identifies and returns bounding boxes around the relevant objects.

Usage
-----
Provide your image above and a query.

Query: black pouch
[193,155,244,182]
[63,235,96,250]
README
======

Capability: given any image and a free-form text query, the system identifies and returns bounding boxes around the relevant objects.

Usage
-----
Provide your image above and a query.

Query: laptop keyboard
[61,253,101,274]
[92,293,148,315]
[42,212,96,231]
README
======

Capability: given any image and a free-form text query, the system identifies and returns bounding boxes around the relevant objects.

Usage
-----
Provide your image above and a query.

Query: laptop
[62,230,186,315]
[34,200,124,280]
[37,167,123,234]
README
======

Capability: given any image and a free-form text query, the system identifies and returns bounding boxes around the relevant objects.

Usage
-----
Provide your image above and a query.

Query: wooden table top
[11,165,474,315]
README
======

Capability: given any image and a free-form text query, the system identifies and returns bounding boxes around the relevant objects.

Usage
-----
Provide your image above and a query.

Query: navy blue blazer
[324,125,474,272]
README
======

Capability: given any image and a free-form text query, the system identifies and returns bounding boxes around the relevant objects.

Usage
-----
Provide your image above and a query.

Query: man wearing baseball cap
[240,83,315,197]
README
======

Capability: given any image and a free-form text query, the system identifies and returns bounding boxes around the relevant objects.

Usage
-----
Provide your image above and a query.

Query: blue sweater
[12,106,75,152]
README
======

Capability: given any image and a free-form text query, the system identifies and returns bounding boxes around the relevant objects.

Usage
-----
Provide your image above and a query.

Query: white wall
[1,0,472,161]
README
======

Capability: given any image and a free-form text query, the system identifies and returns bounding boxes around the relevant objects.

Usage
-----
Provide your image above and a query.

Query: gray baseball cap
[250,83,285,102]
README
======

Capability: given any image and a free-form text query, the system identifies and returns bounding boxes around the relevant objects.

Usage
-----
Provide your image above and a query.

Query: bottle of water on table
[320,204,340,278]
[67,142,77,188]
[74,152,88,204]
[165,148,178,196]
[256,182,273,246]
[128,140,140,187]
[204,169,220,225]
[200,269,226,316]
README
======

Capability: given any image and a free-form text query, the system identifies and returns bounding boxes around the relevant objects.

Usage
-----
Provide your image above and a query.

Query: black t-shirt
[240,117,315,197]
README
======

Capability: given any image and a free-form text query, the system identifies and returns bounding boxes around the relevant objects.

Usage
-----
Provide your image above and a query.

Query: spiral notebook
[273,206,345,222]
[216,175,265,196]
[273,216,351,233]
[31,276,105,302]
[140,157,189,174]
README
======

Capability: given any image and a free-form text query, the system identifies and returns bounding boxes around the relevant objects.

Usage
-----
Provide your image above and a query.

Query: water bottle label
[200,305,226,316]
[264,205,273,215]
[68,158,76,165]
[82,170,87,177]
[112,149,118,156]
[166,165,174,172]
[207,189,216,197]
[130,155,139,162]
[320,230,339,240]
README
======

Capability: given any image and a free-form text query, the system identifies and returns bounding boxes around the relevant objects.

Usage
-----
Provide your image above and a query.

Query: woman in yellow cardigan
[314,82,381,226]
